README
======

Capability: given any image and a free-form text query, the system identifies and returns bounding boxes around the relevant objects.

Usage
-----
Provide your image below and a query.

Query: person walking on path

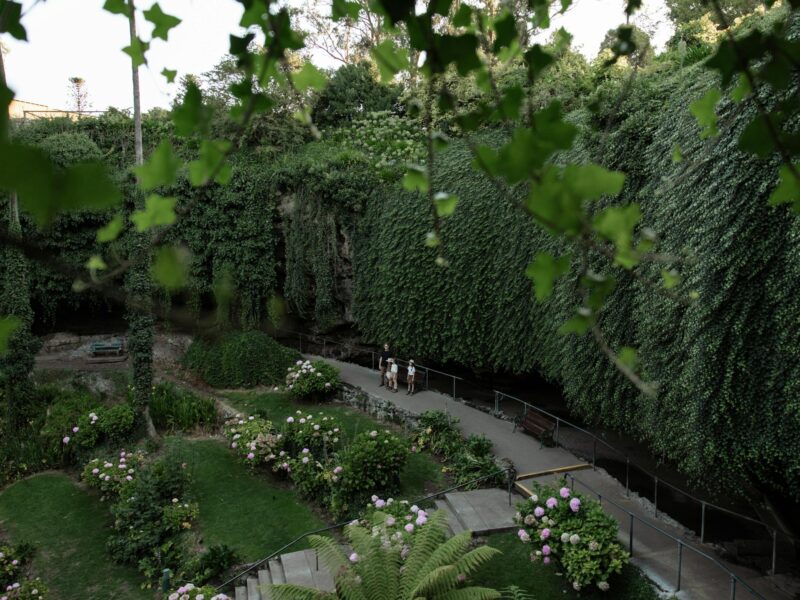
[378,343,391,386]
[390,358,399,392]
[406,359,416,395]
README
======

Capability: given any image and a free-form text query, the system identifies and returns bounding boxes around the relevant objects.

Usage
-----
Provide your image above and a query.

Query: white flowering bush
[285,360,340,401]
[166,582,229,600]
[1,578,48,599]
[334,110,425,172]
[515,481,628,592]
[223,416,280,468]
[280,410,343,457]
[81,450,146,500]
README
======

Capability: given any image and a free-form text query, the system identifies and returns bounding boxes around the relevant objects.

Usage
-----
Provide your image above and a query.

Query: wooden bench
[513,410,555,446]
[90,340,125,357]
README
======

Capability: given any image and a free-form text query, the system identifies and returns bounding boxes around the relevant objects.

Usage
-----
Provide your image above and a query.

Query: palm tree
[268,511,501,600]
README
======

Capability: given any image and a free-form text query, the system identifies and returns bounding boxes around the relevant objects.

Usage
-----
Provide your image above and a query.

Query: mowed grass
[0,472,147,600]
[174,438,327,562]
[472,532,660,600]
[225,391,445,500]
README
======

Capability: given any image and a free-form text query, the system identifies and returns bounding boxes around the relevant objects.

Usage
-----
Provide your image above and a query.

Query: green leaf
[161,68,178,83]
[0,316,21,356]
[436,33,481,75]
[152,246,190,291]
[371,40,409,83]
[525,253,571,301]
[143,3,181,41]
[618,346,638,369]
[452,3,472,27]
[739,115,776,158]
[134,140,181,191]
[402,166,428,194]
[524,45,554,80]
[424,231,440,248]
[102,0,131,17]
[188,139,232,186]
[689,87,721,139]
[97,215,124,243]
[730,73,751,103]
[122,37,149,68]
[768,164,800,213]
[594,204,641,268]
[433,192,458,217]
[130,194,177,232]
[172,82,212,137]
[331,0,360,20]
[85,255,108,272]
[565,163,625,200]
[492,11,517,52]
[292,62,327,92]
[671,143,682,163]
[661,269,681,289]
[559,312,592,335]
[0,1,26,39]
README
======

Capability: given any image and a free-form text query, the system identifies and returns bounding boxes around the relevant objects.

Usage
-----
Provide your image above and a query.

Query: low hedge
[183,331,299,388]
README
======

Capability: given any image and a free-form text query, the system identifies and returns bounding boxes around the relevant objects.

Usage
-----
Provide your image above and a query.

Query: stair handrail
[216,466,515,591]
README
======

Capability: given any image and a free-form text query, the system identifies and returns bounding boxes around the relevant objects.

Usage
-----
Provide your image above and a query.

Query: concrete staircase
[233,489,518,599]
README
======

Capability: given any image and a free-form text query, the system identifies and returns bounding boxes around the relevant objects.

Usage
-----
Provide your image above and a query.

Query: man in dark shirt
[379,343,391,386]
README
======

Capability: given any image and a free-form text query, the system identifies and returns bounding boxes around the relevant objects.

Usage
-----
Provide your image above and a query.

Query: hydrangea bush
[166,583,230,600]
[515,481,628,592]
[223,416,280,468]
[81,450,146,500]
[0,542,46,600]
[280,410,342,457]
[1,579,48,600]
[285,360,340,401]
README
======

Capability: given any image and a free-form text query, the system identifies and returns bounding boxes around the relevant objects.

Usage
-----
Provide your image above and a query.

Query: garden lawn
[0,472,147,600]
[225,391,445,499]
[174,438,328,562]
[473,532,660,600]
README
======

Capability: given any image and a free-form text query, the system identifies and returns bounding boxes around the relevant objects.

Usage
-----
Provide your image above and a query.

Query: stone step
[303,548,335,592]
[444,492,490,534]
[443,489,518,535]
[235,586,247,600]
[435,499,466,535]
[246,576,260,600]
[281,549,316,589]
[268,558,286,585]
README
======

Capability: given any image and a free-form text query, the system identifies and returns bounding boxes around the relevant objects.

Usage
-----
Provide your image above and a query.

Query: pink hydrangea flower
[287,417,294,423]
[404,524,414,533]
[92,468,100,474]
[415,514,427,526]
[302,457,309,464]
[302,448,309,454]
[72,426,79,433]
[542,544,551,556]
[534,506,544,517]
[559,486,571,498]
[62,436,70,444]
[546,497,557,509]
[299,418,306,424]
[543,556,551,565]
[540,528,551,540]
[349,553,358,563]
[375,499,386,508]
[126,475,133,481]
[231,442,237,449]
[569,497,581,512]
[333,466,343,474]
[247,453,255,460]
[370,430,378,438]
[386,517,396,526]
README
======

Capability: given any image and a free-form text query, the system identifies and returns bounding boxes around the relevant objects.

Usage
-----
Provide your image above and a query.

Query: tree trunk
[126,0,157,440]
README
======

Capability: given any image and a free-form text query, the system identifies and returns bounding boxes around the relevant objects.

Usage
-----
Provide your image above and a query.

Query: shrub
[150,382,218,432]
[279,410,343,457]
[181,544,240,586]
[81,450,146,500]
[107,450,195,583]
[0,542,35,588]
[166,583,230,600]
[184,331,298,388]
[2,578,49,599]
[285,359,340,401]
[514,480,628,592]
[331,429,408,517]
[224,416,280,467]
[411,410,462,459]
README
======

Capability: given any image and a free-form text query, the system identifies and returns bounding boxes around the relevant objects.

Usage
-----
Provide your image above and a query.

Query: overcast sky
[3,0,674,112]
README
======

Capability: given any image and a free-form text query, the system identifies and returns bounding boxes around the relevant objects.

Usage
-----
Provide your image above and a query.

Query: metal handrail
[276,327,798,574]
[216,466,515,591]
[564,472,766,600]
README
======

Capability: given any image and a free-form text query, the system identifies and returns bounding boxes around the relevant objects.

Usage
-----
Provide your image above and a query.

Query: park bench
[513,410,555,446]
[89,339,125,357]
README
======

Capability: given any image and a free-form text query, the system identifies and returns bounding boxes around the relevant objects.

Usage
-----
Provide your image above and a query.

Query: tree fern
[265,510,501,600]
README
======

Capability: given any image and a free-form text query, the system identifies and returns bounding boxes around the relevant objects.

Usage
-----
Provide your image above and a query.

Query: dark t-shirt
[380,350,391,366]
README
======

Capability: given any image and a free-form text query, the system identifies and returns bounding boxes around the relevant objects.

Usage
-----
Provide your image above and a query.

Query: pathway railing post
[298,333,302,353]
[654,477,659,518]
[452,377,456,400]
[625,457,630,497]
[494,391,499,414]
[730,575,736,600]
[161,569,171,593]
[323,338,326,355]
[700,501,706,543]
[771,528,778,575]
[592,438,597,470]
[676,541,683,592]
[629,513,634,556]
[554,418,560,445]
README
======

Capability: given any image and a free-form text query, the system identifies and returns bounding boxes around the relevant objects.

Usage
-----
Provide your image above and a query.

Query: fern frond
[266,583,334,600]
[411,564,459,597]
[435,587,502,600]
[411,531,472,587]
[452,546,501,576]
[309,535,349,579]
[359,537,396,600]
[399,512,450,598]
[499,585,535,600]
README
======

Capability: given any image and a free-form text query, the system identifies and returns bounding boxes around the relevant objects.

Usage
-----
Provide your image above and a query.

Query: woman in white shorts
[389,358,399,392]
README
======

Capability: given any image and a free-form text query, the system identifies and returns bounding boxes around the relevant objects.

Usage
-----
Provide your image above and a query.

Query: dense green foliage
[149,382,218,431]
[312,61,400,127]
[184,330,299,388]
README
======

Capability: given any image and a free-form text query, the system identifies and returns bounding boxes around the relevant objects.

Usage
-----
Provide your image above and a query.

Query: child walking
[406,360,416,395]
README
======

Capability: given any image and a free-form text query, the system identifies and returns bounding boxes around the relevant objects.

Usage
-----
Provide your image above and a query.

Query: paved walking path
[319,356,792,600]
